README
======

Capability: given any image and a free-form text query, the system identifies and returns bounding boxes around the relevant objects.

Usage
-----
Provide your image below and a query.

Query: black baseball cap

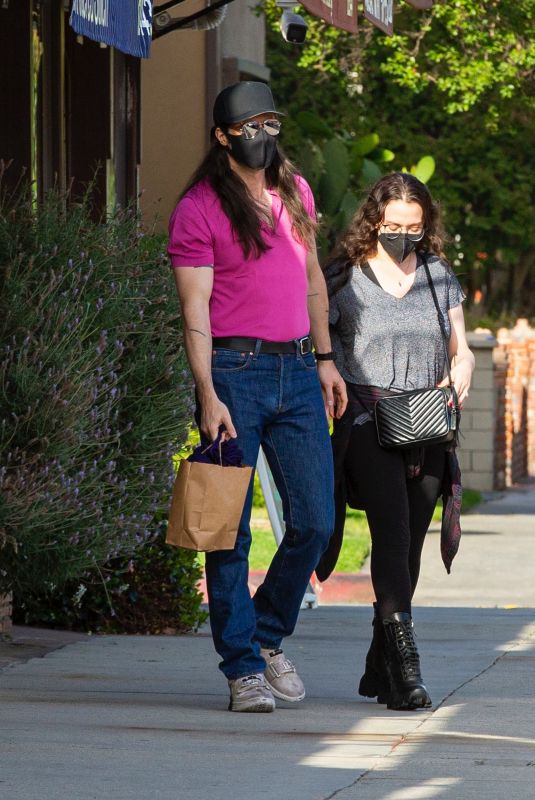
[213,81,285,127]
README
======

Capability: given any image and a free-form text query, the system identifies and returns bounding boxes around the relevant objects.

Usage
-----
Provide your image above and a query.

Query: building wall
[139,30,207,229]
[0,2,32,186]
[220,0,266,66]
[140,0,267,230]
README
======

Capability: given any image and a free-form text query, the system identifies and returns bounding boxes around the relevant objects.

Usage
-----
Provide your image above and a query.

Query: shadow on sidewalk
[1,606,534,800]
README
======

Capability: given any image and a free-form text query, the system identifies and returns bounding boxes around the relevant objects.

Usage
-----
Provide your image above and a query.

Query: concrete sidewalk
[415,479,535,607]
[0,484,534,800]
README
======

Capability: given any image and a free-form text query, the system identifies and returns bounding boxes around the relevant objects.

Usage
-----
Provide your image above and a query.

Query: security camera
[280,9,308,43]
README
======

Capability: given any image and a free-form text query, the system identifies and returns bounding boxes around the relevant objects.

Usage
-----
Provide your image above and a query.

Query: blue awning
[70,1,153,58]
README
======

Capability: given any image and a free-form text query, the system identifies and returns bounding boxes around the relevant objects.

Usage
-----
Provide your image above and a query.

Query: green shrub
[14,525,207,633]
[0,182,204,631]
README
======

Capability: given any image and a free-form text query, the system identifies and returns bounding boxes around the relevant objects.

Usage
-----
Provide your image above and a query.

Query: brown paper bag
[165,459,253,551]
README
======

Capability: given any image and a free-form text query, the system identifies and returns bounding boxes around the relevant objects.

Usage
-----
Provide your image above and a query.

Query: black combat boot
[382,612,432,711]
[358,603,390,704]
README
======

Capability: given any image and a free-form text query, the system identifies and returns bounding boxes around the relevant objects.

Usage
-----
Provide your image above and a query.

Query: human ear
[214,127,229,147]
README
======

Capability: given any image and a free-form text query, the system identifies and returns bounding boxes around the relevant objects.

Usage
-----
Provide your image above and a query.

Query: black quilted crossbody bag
[375,256,460,450]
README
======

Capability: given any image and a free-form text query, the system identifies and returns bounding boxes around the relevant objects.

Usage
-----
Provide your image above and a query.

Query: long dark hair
[181,129,317,259]
[324,172,447,295]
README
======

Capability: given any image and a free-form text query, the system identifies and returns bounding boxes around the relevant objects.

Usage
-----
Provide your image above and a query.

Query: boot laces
[393,624,420,679]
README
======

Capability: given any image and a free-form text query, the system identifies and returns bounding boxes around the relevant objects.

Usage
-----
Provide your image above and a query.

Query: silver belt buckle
[298,336,311,355]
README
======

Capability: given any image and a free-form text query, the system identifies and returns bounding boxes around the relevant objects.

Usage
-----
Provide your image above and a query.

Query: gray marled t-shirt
[329,255,465,391]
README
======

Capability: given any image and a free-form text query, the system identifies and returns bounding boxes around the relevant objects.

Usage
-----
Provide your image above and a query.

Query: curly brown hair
[323,172,447,295]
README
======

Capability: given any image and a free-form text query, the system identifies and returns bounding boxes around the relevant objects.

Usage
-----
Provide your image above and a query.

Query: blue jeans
[200,347,334,679]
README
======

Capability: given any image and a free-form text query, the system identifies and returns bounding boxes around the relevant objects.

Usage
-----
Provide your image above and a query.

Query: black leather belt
[212,335,313,355]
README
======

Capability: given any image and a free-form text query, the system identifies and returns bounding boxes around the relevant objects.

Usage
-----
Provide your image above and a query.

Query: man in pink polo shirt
[169,81,346,713]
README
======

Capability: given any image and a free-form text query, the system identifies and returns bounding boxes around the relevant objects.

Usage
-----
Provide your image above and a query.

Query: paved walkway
[1,483,534,800]
[416,480,535,607]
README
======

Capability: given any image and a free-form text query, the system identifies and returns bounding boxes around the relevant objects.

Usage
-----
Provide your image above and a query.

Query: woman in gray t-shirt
[319,173,474,711]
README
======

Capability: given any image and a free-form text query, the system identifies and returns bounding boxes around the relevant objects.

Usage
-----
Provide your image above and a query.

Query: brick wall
[494,320,535,489]
[0,593,12,637]
[529,338,535,478]
[457,321,535,492]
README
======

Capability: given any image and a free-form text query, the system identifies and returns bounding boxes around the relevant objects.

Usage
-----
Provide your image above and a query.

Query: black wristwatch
[315,351,336,362]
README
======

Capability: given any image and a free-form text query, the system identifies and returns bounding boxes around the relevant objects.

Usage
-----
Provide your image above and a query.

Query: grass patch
[248,488,483,573]
[328,509,370,573]
[249,506,370,573]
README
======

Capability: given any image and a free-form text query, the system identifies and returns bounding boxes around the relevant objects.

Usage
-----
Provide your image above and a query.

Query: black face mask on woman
[378,232,419,264]
[228,129,277,170]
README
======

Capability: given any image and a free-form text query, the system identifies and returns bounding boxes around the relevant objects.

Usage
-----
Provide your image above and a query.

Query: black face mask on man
[227,129,277,170]
[378,232,420,264]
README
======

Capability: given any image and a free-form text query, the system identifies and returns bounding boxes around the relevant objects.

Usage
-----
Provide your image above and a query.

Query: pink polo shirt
[168,176,315,341]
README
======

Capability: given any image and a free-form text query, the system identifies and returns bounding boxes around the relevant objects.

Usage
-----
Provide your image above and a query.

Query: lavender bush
[0,183,202,629]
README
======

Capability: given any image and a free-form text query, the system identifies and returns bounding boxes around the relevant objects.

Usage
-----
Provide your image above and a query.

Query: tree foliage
[263,0,535,318]
[379,0,535,118]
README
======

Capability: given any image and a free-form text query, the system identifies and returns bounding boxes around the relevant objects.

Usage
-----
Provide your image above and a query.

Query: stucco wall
[219,0,266,66]
[139,29,207,229]
[139,0,267,230]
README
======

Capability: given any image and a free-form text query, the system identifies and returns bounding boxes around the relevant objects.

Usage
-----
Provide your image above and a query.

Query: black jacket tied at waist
[315,383,462,582]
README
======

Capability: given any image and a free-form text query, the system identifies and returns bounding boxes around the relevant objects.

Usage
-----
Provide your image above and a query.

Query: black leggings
[343,422,446,619]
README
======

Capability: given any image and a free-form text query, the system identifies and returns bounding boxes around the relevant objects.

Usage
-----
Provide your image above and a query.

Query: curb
[311,573,375,604]
[198,570,374,605]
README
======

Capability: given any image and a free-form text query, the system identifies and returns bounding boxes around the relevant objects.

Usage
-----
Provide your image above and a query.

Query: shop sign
[363,0,393,35]
[301,0,358,34]
[70,0,153,58]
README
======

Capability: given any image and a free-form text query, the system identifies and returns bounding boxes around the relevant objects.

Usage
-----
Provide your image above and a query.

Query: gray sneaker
[261,648,306,703]
[228,673,276,713]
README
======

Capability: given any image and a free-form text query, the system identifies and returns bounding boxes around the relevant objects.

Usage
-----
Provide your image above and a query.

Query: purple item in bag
[188,435,245,467]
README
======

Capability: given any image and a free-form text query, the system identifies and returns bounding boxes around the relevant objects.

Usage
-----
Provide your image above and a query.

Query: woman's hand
[437,357,473,405]
[444,304,475,406]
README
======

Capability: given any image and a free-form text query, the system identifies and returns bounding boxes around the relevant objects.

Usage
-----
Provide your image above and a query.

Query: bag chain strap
[421,254,454,391]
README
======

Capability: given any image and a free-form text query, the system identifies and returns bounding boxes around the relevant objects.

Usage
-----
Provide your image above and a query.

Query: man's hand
[199,391,237,441]
[305,251,347,419]
[317,361,347,419]
[172,268,238,441]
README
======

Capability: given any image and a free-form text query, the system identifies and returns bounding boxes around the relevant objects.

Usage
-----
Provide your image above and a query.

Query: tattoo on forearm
[188,328,207,337]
